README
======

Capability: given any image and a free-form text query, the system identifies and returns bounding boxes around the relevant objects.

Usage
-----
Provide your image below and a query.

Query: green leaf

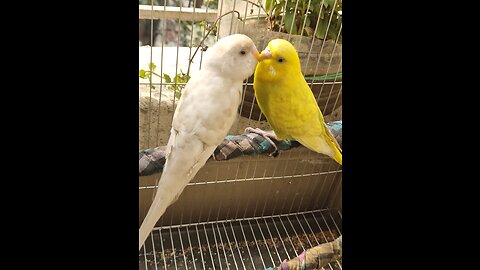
[270,1,285,18]
[315,18,328,39]
[305,16,311,28]
[265,0,274,13]
[297,15,312,36]
[175,91,182,99]
[310,0,321,12]
[319,7,325,19]
[335,1,342,12]
[139,69,146,79]
[163,73,172,83]
[284,12,297,34]
[287,1,296,10]
[273,4,283,17]
[324,0,334,9]
[148,62,156,71]
[174,74,181,83]
[327,24,338,40]
[310,0,320,7]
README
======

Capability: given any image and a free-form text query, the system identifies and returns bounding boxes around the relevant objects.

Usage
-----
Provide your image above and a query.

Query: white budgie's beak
[251,46,262,61]
[258,47,272,61]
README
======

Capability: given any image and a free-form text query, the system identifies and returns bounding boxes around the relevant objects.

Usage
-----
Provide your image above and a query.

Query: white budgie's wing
[139,70,243,250]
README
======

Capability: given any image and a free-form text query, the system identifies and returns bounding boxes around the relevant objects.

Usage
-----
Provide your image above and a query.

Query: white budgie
[139,34,261,250]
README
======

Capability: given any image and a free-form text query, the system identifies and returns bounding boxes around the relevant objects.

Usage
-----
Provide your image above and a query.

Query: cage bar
[139,0,342,268]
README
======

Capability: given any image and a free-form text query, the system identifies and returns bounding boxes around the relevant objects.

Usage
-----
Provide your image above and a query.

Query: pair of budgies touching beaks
[139,34,342,250]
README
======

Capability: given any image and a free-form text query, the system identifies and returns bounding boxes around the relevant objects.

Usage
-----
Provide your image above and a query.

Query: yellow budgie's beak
[257,47,273,61]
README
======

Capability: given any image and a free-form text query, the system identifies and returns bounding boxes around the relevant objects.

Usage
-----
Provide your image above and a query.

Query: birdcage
[139,0,342,269]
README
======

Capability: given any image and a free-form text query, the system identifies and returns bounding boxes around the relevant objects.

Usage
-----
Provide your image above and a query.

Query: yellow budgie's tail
[329,140,342,166]
[324,126,342,166]
[295,132,342,166]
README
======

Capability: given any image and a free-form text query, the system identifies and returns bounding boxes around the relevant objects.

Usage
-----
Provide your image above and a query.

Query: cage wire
[139,0,342,269]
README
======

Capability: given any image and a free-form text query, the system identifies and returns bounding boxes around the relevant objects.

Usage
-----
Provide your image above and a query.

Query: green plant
[139,11,244,100]
[264,0,342,42]
[139,62,191,99]
[139,62,158,89]
[204,0,219,9]
[162,71,190,99]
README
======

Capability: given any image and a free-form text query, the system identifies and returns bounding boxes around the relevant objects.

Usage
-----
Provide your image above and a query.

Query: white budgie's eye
[240,50,246,55]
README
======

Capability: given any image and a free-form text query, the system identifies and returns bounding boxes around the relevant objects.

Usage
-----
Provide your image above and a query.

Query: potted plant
[219,0,342,120]
[218,0,342,74]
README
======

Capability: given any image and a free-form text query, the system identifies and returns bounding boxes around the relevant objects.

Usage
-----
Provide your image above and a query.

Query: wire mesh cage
[139,0,342,269]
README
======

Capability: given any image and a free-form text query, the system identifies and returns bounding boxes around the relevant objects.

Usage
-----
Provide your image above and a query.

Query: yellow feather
[254,39,342,165]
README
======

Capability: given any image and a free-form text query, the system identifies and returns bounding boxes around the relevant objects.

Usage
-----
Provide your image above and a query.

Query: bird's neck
[254,65,301,83]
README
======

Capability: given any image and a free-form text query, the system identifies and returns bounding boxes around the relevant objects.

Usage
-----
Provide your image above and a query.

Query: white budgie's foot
[244,127,279,157]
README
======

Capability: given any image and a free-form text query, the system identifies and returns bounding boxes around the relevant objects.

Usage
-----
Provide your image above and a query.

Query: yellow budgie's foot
[244,127,279,157]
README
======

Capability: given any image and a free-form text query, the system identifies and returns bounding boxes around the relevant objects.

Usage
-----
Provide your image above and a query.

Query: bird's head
[203,34,261,81]
[255,39,302,81]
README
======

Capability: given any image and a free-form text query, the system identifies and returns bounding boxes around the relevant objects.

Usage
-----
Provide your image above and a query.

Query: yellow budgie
[253,39,342,165]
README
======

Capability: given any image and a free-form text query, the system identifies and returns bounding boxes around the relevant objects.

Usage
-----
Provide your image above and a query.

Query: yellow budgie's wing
[294,133,342,165]
[254,66,342,166]
[323,123,342,165]
[316,95,342,154]
[291,80,342,165]
[323,122,342,152]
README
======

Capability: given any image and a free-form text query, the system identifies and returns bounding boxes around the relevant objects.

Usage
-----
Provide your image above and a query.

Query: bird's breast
[255,80,315,135]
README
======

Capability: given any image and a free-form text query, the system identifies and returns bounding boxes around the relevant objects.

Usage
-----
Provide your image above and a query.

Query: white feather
[139,34,259,250]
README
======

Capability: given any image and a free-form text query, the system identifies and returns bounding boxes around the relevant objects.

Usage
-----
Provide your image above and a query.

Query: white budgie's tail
[138,171,179,250]
[139,135,217,250]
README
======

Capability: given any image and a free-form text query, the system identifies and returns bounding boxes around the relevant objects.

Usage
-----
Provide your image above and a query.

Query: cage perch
[265,236,342,270]
[139,121,341,176]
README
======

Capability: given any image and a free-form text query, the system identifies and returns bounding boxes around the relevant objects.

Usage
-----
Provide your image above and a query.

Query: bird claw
[244,127,279,157]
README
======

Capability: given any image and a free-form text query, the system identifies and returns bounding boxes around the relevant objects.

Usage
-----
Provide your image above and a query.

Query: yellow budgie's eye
[278,57,285,63]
